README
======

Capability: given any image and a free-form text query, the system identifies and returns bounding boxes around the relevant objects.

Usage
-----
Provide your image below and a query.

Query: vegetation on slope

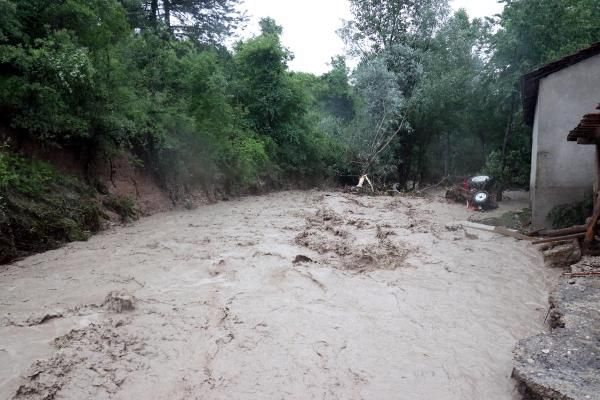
[0,0,599,261]
[0,151,102,262]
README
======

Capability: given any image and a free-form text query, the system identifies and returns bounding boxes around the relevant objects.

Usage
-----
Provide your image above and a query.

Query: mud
[0,190,559,399]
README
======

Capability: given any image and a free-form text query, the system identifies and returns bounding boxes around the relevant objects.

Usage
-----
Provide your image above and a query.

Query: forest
[0,0,599,259]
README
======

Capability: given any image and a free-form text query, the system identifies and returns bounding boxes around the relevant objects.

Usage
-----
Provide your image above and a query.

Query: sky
[237,0,504,75]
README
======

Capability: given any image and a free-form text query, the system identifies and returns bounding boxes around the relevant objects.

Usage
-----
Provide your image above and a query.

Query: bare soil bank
[0,191,559,399]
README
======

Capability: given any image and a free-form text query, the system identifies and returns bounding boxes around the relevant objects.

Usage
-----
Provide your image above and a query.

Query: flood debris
[24,312,64,326]
[13,324,143,400]
[356,174,374,192]
[292,255,314,264]
[454,221,532,241]
[295,205,410,272]
[103,291,136,313]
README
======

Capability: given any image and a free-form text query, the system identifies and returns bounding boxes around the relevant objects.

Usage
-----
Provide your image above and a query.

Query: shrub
[0,151,103,262]
[548,195,594,229]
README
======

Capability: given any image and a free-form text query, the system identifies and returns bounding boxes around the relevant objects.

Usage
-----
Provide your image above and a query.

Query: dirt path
[0,191,559,399]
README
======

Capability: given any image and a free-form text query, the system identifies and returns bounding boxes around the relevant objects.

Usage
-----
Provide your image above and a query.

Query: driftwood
[415,176,449,195]
[356,175,375,192]
[532,232,586,245]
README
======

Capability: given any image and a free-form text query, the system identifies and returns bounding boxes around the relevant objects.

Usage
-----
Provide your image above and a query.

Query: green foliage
[143,0,246,43]
[548,195,594,229]
[103,195,139,222]
[0,0,340,200]
[481,149,530,188]
[230,135,270,186]
[340,0,450,53]
[0,150,56,195]
[334,0,600,188]
[0,151,103,262]
[3,0,598,263]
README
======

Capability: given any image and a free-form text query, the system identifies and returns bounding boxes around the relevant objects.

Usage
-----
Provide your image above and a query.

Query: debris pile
[103,291,136,313]
[13,324,144,399]
[295,206,410,272]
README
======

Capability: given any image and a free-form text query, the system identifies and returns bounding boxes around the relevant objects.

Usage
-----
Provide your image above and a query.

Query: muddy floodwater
[0,191,559,399]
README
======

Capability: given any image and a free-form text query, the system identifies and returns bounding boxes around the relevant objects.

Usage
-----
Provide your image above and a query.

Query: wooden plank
[460,221,533,241]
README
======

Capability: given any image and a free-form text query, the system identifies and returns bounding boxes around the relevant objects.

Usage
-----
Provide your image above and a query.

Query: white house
[522,43,600,228]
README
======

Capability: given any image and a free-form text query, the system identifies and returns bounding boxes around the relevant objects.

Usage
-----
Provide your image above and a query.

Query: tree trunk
[498,94,516,201]
[163,0,171,28]
[444,131,450,177]
[477,130,486,164]
[418,143,426,185]
[150,0,158,25]
[395,138,412,190]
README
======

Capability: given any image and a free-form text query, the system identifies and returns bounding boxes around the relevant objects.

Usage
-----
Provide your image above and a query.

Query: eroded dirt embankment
[0,191,559,399]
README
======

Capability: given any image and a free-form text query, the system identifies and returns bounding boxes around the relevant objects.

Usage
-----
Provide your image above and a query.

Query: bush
[103,195,139,223]
[0,151,103,263]
[548,194,594,229]
[481,149,530,189]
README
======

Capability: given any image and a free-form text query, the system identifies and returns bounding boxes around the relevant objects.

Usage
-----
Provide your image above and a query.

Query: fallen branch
[415,176,449,195]
[356,174,375,192]
[361,114,408,176]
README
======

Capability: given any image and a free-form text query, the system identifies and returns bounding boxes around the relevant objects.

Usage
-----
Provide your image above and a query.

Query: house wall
[530,54,600,227]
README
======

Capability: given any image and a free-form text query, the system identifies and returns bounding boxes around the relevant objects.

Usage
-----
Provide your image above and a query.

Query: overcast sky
[237,0,504,75]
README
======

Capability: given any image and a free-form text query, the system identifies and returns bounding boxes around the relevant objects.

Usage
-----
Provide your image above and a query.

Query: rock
[540,239,581,268]
[513,329,600,400]
[570,256,600,274]
[512,258,600,399]
[103,291,136,313]
[293,255,314,264]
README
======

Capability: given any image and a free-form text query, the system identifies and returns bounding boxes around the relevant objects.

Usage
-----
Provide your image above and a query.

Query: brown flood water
[0,190,559,399]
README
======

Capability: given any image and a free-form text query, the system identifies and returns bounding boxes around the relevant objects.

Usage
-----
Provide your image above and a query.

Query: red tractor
[446,176,498,211]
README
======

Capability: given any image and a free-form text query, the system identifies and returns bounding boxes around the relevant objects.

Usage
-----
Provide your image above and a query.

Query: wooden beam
[577,137,597,145]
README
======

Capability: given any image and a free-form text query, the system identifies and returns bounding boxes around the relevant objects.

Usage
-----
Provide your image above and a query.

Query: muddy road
[0,191,559,399]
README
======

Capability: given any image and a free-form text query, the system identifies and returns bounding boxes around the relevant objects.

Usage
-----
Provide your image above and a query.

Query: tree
[344,56,408,177]
[486,0,600,189]
[409,10,484,178]
[259,17,282,36]
[144,0,245,42]
[340,0,450,55]
[319,56,355,121]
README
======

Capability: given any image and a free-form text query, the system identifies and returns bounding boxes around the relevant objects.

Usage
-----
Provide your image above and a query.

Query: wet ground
[0,190,560,399]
